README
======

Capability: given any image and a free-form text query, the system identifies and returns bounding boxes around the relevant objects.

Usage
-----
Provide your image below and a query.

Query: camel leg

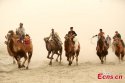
[71,55,74,64]
[59,48,62,63]
[26,52,32,69]
[121,52,124,61]
[117,53,121,63]
[119,56,121,63]
[56,54,59,62]
[68,55,72,66]
[104,56,106,63]
[76,51,79,65]
[49,52,54,65]
[56,52,62,63]
[98,56,101,61]
[59,54,62,63]
[76,53,79,66]
[47,51,51,59]
[14,56,21,68]
[115,52,121,63]
[21,54,27,68]
[76,56,78,66]
[13,57,16,64]
[101,56,104,64]
[97,54,102,63]
[66,53,69,61]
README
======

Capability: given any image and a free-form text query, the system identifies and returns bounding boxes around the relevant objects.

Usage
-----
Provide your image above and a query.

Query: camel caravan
[5,23,33,69]
[4,23,125,69]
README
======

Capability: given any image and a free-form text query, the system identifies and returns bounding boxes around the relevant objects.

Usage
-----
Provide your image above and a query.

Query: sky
[0,0,125,61]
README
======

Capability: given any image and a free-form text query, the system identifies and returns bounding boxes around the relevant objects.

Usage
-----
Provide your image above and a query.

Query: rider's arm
[74,31,77,36]
[118,34,121,39]
[92,35,98,38]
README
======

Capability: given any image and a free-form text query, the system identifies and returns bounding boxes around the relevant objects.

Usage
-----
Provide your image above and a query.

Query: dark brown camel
[96,37,108,64]
[44,37,62,65]
[64,34,80,66]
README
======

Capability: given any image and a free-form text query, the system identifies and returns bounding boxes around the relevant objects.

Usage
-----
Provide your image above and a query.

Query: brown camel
[44,37,62,65]
[5,30,33,69]
[64,34,80,66]
[113,38,124,62]
[96,37,108,64]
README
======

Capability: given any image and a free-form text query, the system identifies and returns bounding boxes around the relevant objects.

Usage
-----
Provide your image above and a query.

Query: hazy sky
[0,0,125,61]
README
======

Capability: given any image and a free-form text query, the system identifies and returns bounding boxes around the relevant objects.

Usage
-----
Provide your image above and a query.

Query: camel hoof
[68,63,71,66]
[47,56,50,59]
[13,61,16,64]
[56,59,58,62]
[50,57,54,59]
[49,62,52,65]
[26,67,29,69]
[21,65,25,68]
[101,61,104,64]
[18,65,22,68]
[68,61,72,66]
[76,63,78,66]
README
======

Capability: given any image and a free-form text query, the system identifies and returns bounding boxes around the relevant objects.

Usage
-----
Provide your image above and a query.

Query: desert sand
[0,0,125,83]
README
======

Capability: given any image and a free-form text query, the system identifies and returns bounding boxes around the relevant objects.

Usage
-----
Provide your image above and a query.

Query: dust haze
[0,0,125,83]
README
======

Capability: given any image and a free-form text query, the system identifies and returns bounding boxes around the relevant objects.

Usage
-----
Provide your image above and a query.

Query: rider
[95,29,107,51]
[106,35,111,46]
[113,31,125,47]
[48,28,62,46]
[68,27,77,44]
[16,23,25,42]
[98,29,105,40]
[68,27,77,36]
[114,31,121,39]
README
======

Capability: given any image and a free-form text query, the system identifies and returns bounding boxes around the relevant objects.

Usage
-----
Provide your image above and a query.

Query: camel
[5,30,33,69]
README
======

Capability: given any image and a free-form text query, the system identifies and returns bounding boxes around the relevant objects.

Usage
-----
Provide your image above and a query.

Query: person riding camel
[48,28,62,47]
[98,29,105,40]
[106,35,111,42]
[94,29,107,51]
[68,27,77,44]
[16,23,25,43]
[106,35,111,46]
[113,31,125,47]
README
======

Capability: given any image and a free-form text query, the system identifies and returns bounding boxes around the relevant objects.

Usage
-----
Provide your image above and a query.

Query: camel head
[4,30,14,45]
[113,38,121,47]
[44,37,49,43]
[64,34,69,41]
[5,30,14,40]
